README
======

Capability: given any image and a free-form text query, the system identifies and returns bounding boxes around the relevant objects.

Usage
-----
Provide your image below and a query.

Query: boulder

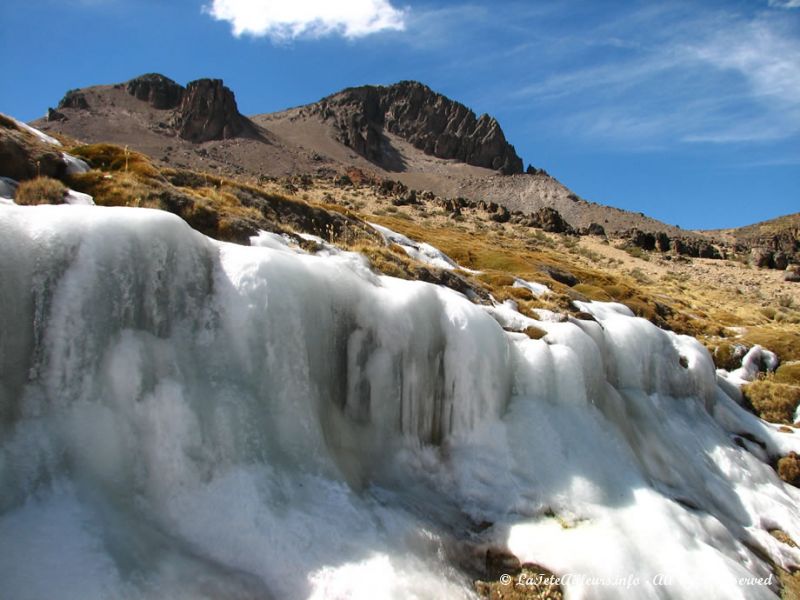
[751,248,774,269]
[785,264,800,283]
[655,232,671,252]
[773,252,790,271]
[586,222,606,237]
[0,127,66,181]
[528,207,574,234]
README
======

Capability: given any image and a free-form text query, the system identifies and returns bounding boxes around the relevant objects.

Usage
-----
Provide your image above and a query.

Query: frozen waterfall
[0,205,798,600]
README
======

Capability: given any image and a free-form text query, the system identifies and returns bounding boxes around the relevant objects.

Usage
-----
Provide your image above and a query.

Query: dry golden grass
[741,381,800,425]
[0,113,19,130]
[774,363,800,386]
[70,144,160,179]
[742,329,800,362]
[15,177,67,205]
[777,453,800,486]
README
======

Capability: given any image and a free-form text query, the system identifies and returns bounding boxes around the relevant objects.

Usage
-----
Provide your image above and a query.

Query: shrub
[15,177,67,205]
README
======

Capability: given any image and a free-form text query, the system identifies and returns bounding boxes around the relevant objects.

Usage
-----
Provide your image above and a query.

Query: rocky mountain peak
[313,81,524,174]
[171,78,254,143]
[126,73,184,110]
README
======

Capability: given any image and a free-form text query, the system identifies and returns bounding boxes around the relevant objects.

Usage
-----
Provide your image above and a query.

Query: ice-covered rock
[371,222,462,271]
[730,345,779,382]
[5,114,62,146]
[63,189,94,206]
[62,152,90,175]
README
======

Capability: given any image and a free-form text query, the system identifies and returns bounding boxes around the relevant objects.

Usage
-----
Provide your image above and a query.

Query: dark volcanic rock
[628,229,656,251]
[126,73,185,110]
[543,266,579,287]
[46,108,67,122]
[751,248,774,269]
[528,207,574,234]
[314,81,524,174]
[173,79,254,143]
[655,232,671,252]
[58,90,89,110]
[773,252,790,271]
[586,222,606,237]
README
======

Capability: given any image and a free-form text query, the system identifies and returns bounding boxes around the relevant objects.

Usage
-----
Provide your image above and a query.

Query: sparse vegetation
[0,113,19,130]
[14,177,67,205]
[777,453,800,486]
[741,380,800,424]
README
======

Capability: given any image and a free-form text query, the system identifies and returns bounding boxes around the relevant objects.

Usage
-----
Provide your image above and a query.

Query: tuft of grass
[623,245,650,261]
[742,329,800,362]
[523,326,547,340]
[70,144,160,179]
[741,381,800,424]
[14,177,67,205]
[774,363,800,386]
[777,453,800,487]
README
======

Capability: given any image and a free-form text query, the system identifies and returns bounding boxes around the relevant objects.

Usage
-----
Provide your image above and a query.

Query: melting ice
[0,205,798,600]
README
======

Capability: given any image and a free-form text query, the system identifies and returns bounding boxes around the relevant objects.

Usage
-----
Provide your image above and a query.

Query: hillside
[33,74,725,240]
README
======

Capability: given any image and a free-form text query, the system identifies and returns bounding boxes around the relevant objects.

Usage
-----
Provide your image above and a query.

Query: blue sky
[1,0,798,229]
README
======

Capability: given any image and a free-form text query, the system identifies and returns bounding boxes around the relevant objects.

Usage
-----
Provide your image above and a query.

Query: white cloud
[503,5,800,147]
[768,0,800,8]
[205,0,406,40]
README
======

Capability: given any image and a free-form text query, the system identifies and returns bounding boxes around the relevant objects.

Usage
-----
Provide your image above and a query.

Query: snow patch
[370,222,464,271]
[4,113,62,146]
[513,277,549,296]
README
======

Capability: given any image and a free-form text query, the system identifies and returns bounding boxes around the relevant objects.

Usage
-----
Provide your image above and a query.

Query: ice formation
[370,222,463,271]
[513,277,550,297]
[62,152,91,175]
[0,205,798,600]
[4,114,62,146]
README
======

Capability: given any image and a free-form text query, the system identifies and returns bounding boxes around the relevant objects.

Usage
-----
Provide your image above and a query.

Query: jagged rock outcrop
[58,90,89,110]
[172,79,253,143]
[126,73,185,110]
[46,108,67,122]
[312,81,524,174]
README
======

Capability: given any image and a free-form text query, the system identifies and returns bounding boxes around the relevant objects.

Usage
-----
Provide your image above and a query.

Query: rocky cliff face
[172,79,253,143]
[126,73,185,110]
[313,81,524,174]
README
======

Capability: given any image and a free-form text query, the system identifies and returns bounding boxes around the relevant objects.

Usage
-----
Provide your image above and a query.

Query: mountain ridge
[24,73,799,268]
